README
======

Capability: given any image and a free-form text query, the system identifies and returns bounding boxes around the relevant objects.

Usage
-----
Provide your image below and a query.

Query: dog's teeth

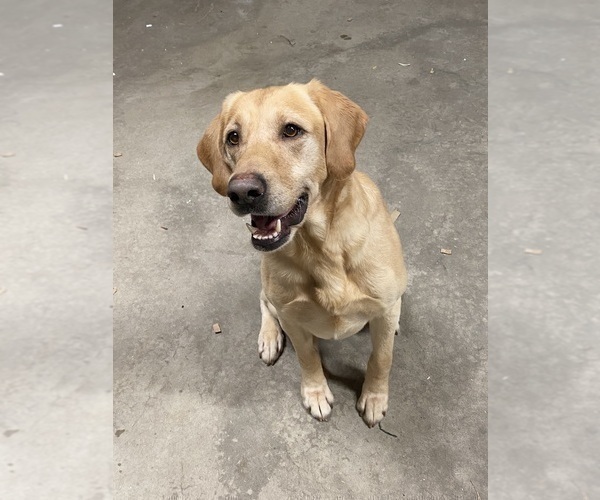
[252,230,281,241]
[246,223,258,234]
[275,219,281,232]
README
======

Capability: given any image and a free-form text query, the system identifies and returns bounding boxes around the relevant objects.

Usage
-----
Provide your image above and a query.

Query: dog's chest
[281,294,381,340]
[270,268,386,340]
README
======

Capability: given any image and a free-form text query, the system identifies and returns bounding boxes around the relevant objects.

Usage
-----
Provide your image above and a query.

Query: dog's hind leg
[258,290,285,365]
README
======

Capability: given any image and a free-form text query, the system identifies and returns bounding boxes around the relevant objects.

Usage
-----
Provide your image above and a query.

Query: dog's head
[197,79,368,252]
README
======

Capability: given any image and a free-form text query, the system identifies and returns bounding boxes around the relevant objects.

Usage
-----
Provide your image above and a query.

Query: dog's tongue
[251,214,278,231]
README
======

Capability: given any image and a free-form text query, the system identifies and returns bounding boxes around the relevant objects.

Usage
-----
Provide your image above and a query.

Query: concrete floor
[0,1,113,498]
[488,1,600,498]
[114,0,487,498]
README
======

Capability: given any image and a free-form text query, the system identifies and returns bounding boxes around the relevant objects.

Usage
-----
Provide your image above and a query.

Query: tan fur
[197,80,407,427]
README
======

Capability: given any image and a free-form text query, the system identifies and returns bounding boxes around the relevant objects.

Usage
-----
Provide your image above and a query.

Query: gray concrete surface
[489,1,600,498]
[0,1,113,498]
[114,0,487,498]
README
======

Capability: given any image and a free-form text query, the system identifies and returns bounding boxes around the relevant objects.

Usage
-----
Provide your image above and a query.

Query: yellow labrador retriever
[197,80,407,427]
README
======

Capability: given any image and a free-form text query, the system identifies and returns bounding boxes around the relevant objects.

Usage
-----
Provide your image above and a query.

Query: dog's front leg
[282,323,334,421]
[258,290,284,365]
[357,297,403,427]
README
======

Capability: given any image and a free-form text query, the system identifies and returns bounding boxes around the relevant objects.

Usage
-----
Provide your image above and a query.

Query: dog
[197,80,407,427]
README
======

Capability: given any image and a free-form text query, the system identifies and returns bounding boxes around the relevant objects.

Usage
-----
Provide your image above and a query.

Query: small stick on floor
[470,479,481,500]
[378,422,398,438]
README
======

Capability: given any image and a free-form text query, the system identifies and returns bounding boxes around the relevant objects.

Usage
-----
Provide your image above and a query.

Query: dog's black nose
[227,173,266,208]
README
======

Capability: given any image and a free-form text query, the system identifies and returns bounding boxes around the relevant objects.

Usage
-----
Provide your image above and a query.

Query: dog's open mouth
[247,193,308,251]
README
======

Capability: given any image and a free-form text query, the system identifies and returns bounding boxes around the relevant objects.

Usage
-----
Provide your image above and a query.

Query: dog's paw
[357,391,388,428]
[258,328,284,365]
[301,383,334,421]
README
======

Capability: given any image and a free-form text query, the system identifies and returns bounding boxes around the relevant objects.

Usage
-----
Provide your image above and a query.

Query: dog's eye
[226,131,240,146]
[283,124,301,138]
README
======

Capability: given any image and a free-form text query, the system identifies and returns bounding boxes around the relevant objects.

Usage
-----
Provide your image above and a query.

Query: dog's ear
[308,79,368,180]
[197,112,230,197]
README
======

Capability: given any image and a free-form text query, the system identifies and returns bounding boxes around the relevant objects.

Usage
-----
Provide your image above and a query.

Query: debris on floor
[278,34,295,46]
[398,62,410,67]
[441,248,452,255]
[1,151,16,157]
[160,226,168,230]
[113,152,123,157]
[390,209,401,222]
[113,287,117,295]
[115,429,125,437]
[378,422,398,438]
[524,248,543,255]
[212,323,222,334]
[470,480,482,500]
